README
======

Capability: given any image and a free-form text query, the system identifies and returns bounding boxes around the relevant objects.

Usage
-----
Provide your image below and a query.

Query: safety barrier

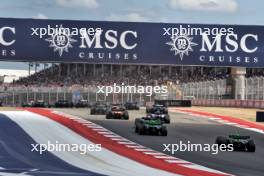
[155,100,192,107]
[192,99,264,109]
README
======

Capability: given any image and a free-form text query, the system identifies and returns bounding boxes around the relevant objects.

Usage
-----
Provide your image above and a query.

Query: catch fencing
[179,76,264,101]
[0,85,177,106]
[178,79,229,100]
[2,77,263,107]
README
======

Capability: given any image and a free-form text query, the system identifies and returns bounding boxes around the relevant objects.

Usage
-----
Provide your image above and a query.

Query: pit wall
[192,99,264,109]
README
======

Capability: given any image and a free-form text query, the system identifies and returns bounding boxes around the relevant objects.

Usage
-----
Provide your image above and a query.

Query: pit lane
[55,108,264,176]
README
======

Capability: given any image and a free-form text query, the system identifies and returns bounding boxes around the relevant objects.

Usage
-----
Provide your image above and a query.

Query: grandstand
[13,64,229,86]
[0,62,261,107]
[0,61,263,108]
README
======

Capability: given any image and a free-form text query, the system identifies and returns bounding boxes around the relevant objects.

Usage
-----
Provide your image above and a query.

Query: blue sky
[0,0,263,70]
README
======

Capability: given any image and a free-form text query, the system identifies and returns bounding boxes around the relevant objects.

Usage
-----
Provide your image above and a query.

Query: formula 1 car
[106,105,129,120]
[146,104,168,114]
[149,110,170,124]
[22,100,47,108]
[90,103,108,115]
[124,102,140,110]
[75,100,91,108]
[54,100,74,108]
[135,116,168,136]
[215,134,256,152]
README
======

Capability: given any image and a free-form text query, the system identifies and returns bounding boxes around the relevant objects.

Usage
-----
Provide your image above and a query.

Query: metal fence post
[257,77,260,100]
[26,88,29,102]
[245,78,247,100]
[12,91,15,106]
[263,77,264,100]
[56,88,59,101]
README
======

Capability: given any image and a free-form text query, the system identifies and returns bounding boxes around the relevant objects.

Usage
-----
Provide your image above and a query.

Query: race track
[0,112,102,176]
[0,111,182,176]
[58,108,264,176]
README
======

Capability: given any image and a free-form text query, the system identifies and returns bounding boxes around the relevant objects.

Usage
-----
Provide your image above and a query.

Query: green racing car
[135,116,168,136]
[215,134,256,152]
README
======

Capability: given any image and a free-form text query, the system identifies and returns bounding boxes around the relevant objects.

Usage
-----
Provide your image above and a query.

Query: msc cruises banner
[0,17,263,67]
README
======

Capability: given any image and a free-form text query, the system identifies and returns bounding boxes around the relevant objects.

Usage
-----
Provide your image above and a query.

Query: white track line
[154,156,176,159]
[165,160,191,164]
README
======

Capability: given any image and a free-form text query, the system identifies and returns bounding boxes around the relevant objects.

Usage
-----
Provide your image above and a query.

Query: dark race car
[146,104,168,114]
[75,100,91,108]
[22,100,47,108]
[215,134,256,152]
[54,100,73,108]
[106,106,129,120]
[124,102,140,110]
[135,116,167,136]
[149,110,170,124]
[22,101,32,107]
[90,103,108,115]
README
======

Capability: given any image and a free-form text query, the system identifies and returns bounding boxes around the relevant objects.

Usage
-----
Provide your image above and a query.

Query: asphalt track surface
[58,108,264,176]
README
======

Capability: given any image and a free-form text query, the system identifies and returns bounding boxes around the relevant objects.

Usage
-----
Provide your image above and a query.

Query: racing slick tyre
[165,116,170,124]
[123,111,129,120]
[246,140,256,152]
[123,115,129,120]
[160,126,168,136]
[106,114,111,119]
[139,126,145,135]
[135,126,139,133]
[215,136,228,146]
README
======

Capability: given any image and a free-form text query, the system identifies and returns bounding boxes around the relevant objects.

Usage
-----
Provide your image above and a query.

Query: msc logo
[166,32,259,61]
[201,34,258,53]
[80,29,138,50]
[0,27,15,46]
[176,37,188,50]
[45,31,77,56]
[166,34,197,60]
[44,27,138,57]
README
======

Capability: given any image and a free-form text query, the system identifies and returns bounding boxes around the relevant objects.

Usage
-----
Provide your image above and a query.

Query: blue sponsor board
[0,17,263,67]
